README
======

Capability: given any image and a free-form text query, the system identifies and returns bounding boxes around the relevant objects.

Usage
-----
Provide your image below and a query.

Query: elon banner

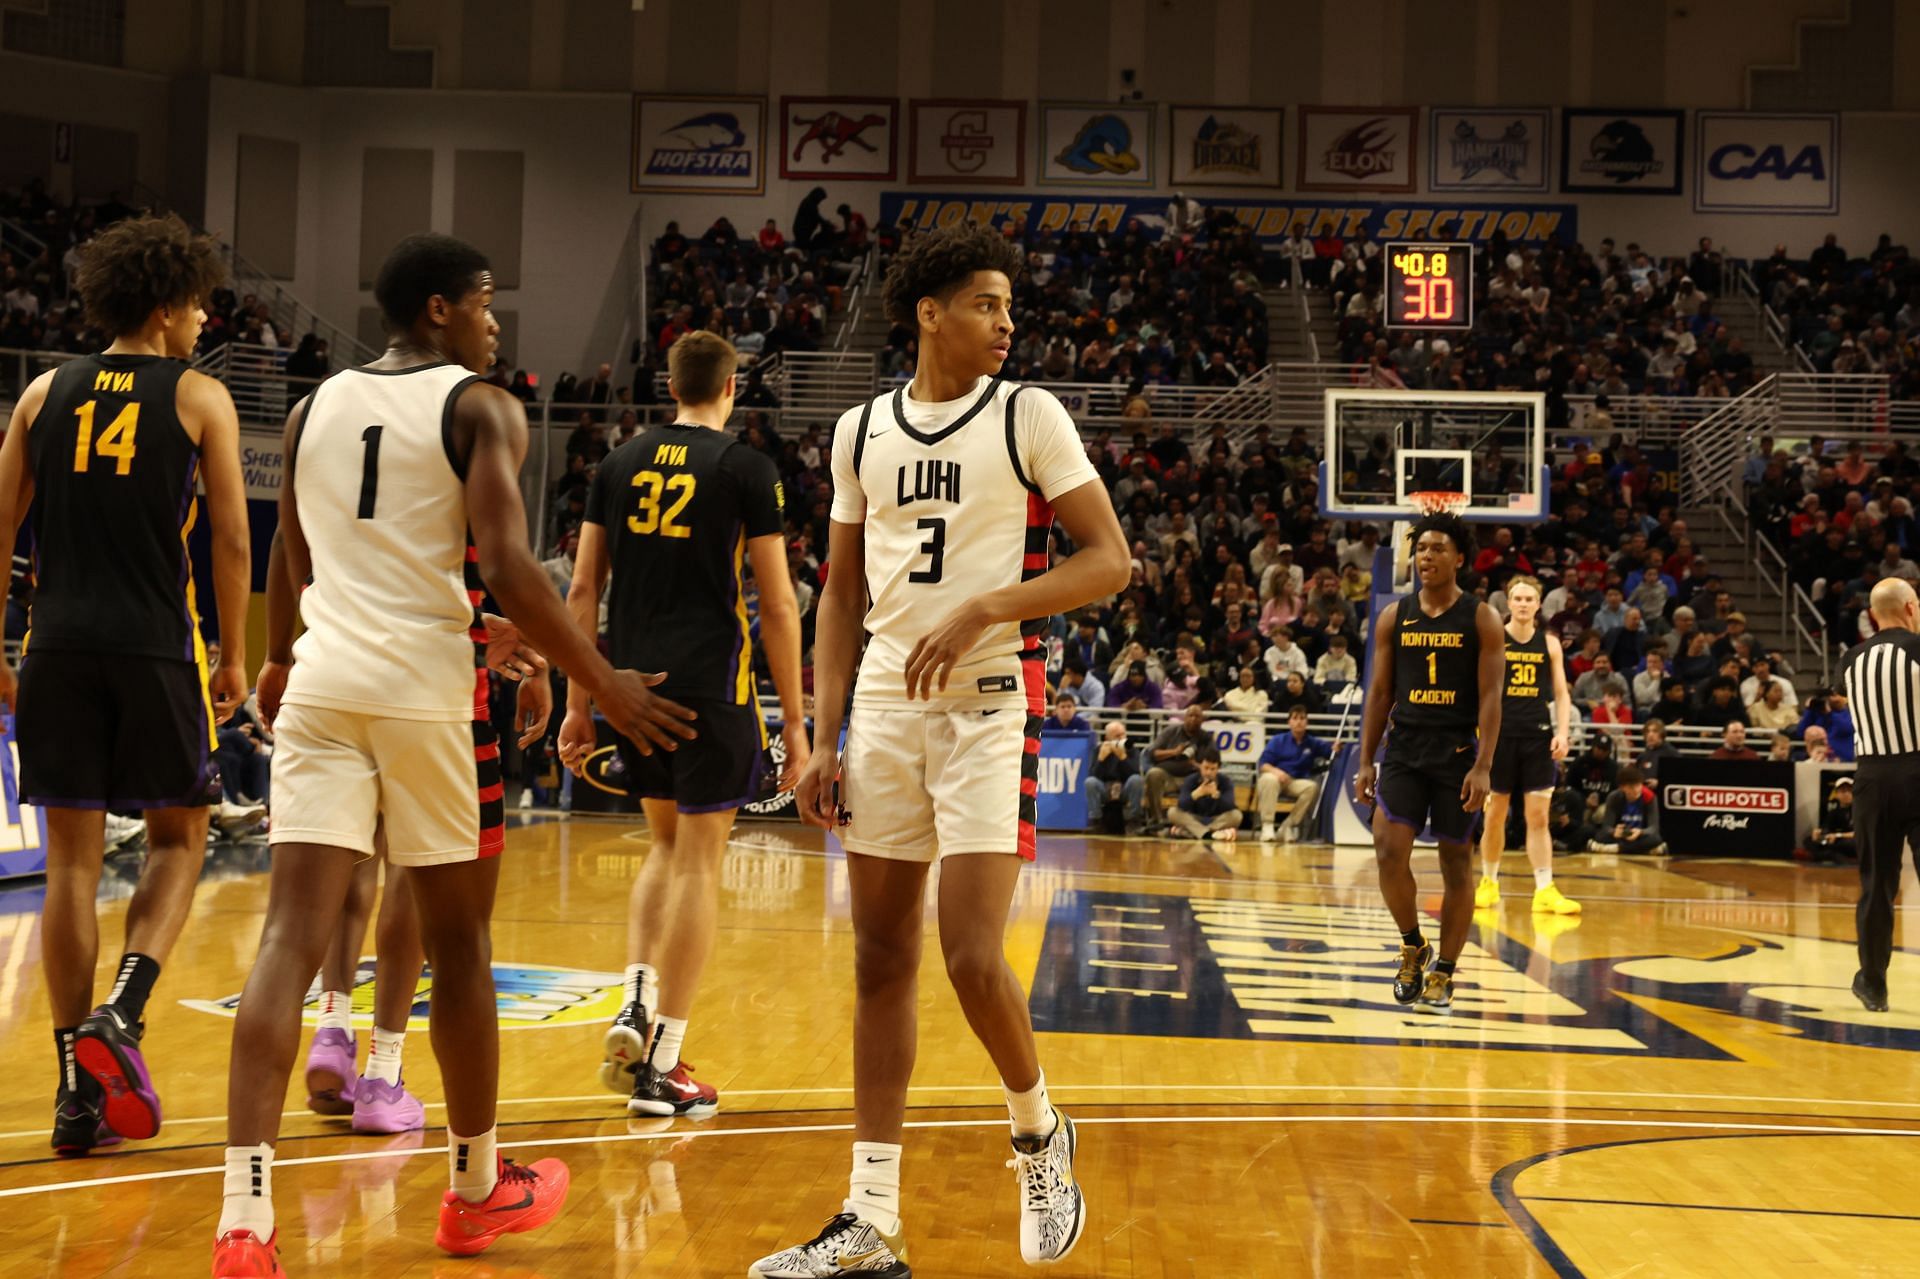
[878,192,1575,246]
[1657,758,1796,857]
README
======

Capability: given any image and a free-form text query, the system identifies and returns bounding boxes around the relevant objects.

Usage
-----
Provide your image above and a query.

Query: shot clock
[1384,242,1473,330]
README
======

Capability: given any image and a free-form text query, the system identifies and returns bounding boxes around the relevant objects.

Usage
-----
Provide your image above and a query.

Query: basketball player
[213,234,693,1276]
[1352,512,1504,1010]
[1475,575,1580,915]
[557,329,807,1117]
[0,213,251,1157]
[749,224,1129,1278]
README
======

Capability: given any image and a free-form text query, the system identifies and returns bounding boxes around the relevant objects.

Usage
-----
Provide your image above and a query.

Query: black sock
[1434,958,1457,977]
[107,952,161,1023]
[54,1027,78,1092]
[1401,928,1425,948]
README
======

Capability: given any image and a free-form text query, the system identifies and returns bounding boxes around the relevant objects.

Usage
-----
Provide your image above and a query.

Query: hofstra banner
[879,192,1576,246]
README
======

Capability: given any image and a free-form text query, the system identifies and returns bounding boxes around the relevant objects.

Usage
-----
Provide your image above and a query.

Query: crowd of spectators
[1757,233,1918,400]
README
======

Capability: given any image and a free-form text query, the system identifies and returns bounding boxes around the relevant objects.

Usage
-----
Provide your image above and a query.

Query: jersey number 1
[72,401,138,476]
[358,425,383,519]
[1425,651,1438,685]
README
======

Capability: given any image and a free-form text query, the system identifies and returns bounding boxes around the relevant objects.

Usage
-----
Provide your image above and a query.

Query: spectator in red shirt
[757,219,785,254]
[1474,526,1532,589]
[1710,721,1761,761]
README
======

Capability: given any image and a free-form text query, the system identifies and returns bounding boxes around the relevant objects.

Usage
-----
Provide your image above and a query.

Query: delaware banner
[879,192,1576,246]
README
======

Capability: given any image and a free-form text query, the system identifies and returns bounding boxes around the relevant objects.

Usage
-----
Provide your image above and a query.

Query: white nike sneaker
[747,1209,911,1277]
[1009,1108,1086,1265]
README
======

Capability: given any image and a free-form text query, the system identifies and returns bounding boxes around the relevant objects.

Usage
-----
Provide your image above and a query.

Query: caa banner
[781,97,899,182]
[1561,108,1684,196]
[908,99,1026,184]
[1429,108,1551,192]
[878,192,1576,247]
[629,95,766,195]
[1693,112,1839,214]
[1168,106,1283,189]
[1297,107,1418,193]
[1040,102,1157,188]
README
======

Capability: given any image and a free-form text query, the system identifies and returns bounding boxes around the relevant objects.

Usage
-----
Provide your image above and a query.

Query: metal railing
[756,349,878,424]
[1732,262,1816,374]
[832,241,881,354]
[1565,394,1728,445]
[1289,253,1319,364]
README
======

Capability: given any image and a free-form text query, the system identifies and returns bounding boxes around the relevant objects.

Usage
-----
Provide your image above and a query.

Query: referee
[1837,578,1920,1013]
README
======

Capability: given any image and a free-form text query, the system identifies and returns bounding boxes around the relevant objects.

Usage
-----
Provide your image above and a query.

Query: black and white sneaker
[747,1210,911,1277]
[1009,1108,1085,1265]
[627,1060,719,1118]
[50,1084,122,1158]
[600,1000,649,1094]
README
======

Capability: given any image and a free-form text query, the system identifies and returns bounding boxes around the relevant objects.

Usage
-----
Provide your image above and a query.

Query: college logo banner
[878,192,1575,247]
[1561,108,1684,196]
[1429,108,1550,192]
[1168,105,1282,189]
[1693,112,1838,214]
[1297,106,1417,193]
[908,99,1026,184]
[629,94,766,195]
[1039,102,1157,187]
[780,97,899,182]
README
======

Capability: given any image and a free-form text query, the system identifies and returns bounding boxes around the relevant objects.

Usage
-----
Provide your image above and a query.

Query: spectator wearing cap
[1106,660,1163,712]
[1711,721,1761,760]
[1067,616,1112,674]
[1805,776,1855,863]
[1593,766,1666,855]
[1565,735,1618,810]
[1740,657,1797,710]
[1710,612,1750,664]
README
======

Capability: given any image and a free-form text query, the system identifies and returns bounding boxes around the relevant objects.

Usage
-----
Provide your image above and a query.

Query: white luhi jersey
[831,376,1099,711]
[283,362,483,723]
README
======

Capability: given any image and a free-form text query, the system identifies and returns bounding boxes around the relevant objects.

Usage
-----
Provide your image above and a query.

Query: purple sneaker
[51,1086,124,1158]
[351,1073,426,1134]
[73,1006,161,1141]
[305,1028,359,1116]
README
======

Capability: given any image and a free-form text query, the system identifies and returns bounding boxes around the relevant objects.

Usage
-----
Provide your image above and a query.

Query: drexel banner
[878,192,1575,246]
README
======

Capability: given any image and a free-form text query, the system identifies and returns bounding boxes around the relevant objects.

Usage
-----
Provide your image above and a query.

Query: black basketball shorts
[1373,724,1481,845]
[1490,733,1558,796]
[615,698,769,814]
[16,650,221,810]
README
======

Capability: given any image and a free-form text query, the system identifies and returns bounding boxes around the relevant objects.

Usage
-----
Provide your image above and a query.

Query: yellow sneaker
[1532,882,1581,915]
[1474,877,1501,909]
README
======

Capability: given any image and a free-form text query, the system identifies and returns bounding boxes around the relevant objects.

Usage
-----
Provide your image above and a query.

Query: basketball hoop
[1407,490,1470,518]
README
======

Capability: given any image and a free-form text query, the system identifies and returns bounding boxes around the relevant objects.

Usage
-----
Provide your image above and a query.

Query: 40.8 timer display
[1384,242,1474,330]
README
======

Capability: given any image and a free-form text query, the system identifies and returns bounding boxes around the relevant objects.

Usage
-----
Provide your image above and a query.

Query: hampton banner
[877,192,1577,246]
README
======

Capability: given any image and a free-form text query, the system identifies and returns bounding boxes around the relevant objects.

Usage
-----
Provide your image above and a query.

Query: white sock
[366,1026,405,1085]
[316,990,352,1033]
[1535,867,1554,890]
[218,1143,275,1239]
[1005,1071,1056,1138]
[848,1141,902,1236]
[647,1015,687,1073]
[1482,867,1499,883]
[450,1127,498,1203]
[624,962,659,1013]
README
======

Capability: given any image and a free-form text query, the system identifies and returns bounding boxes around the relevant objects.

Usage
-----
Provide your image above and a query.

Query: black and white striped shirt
[1839,628,1920,759]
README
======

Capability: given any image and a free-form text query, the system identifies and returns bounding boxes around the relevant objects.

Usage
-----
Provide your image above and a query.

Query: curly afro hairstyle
[882,222,1024,329]
[73,213,226,339]
[1405,509,1475,557]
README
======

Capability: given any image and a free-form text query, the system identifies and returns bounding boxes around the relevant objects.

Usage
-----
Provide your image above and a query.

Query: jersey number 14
[72,401,138,476]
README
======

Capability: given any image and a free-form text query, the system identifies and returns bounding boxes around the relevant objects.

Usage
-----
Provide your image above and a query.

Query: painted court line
[2,1114,1916,1200]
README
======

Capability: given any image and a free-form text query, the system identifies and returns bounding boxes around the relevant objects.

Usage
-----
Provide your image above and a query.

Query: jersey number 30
[630,470,695,539]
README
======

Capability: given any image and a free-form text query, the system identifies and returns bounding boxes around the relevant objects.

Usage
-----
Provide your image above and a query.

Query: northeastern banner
[878,192,1575,246]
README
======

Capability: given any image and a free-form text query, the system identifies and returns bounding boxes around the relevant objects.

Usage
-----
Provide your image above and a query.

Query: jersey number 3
[72,401,138,476]
[630,470,695,539]
[909,517,946,584]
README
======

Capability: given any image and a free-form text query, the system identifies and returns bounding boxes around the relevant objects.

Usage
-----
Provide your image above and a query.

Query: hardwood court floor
[0,819,1918,1276]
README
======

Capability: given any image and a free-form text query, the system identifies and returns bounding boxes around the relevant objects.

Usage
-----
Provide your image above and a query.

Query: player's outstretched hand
[778,720,810,793]
[210,663,247,727]
[557,706,595,775]
[255,659,292,731]
[1352,763,1377,806]
[482,613,546,682]
[598,668,697,755]
[794,745,841,829]
[515,670,553,749]
[904,599,991,701]
[1461,763,1492,814]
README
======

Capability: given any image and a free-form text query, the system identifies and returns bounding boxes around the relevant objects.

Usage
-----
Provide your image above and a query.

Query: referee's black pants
[1853,762,1920,989]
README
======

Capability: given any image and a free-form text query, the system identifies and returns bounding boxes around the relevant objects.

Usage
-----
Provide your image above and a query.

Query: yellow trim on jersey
[180,492,216,750]
[732,529,754,708]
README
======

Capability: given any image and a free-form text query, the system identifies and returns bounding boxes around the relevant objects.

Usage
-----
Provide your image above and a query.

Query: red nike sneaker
[626,1061,720,1118]
[434,1157,571,1256]
[211,1229,285,1277]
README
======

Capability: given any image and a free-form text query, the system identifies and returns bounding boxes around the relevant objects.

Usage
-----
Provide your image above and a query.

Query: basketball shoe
[51,1083,123,1158]
[1417,969,1454,1010]
[435,1156,571,1256]
[1009,1108,1085,1265]
[1474,877,1500,909]
[600,1000,650,1094]
[210,1229,284,1277]
[73,1004,161,1140]
[351,1073,426,1134]
[628,1061,719,1118]
[1392,942,1433,1005]
[747,1211,912,1277]
[1532,883,1581,915]
[304,1028,357,1115]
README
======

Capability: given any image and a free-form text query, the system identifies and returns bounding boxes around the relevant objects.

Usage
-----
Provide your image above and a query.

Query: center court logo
[183,961,626,1031]
[645,111,753,177]
[1324,118,1397,178]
